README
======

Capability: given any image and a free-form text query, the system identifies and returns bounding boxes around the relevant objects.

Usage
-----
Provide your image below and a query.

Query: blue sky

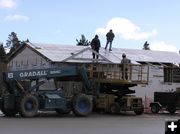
[0,0,180,52]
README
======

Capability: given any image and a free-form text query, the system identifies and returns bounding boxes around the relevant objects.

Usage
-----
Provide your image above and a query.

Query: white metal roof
[27,42,180,64]
[28,42,87,62]
[111,48,180,64]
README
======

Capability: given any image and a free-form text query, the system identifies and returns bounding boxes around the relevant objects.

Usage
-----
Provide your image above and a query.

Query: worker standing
[105,29,115,51]
[121,53,131,80]
[91,35,101,59]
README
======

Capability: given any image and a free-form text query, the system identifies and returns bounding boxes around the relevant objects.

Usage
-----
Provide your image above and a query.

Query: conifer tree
[6,32,21,55]
[0,43,6,62]
[76,34,90,46]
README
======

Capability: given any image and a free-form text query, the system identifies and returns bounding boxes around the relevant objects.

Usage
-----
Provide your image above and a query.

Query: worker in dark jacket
[121,53,131,80]
[105,29,115,51]
[91,35,101,59]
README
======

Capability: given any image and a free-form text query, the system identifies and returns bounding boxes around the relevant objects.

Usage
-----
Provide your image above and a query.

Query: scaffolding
[87,63,149,85]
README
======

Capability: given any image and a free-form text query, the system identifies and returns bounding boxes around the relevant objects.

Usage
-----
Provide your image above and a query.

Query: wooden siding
[7,47,51,71]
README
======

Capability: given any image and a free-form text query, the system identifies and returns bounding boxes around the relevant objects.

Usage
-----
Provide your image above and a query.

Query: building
[7,42,180,108]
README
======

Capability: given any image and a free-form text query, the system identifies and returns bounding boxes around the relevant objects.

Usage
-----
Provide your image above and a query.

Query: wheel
[109,102,120,114]
[72,94,93,117]
[1,108,18,117]
[19,94,39,117]
[1,94,18,117]
[151,105,160,113]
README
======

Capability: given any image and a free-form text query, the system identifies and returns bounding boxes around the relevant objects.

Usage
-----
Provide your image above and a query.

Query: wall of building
[56,81,83,96]
[133,65,180,108]
[8,47,51,71]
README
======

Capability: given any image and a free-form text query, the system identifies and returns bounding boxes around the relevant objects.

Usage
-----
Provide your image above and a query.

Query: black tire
[109,102,120,114]
[151,105,160,113]
[19,94,39,117]
[72,94,93,117]
[1,107,18,117]
[1,94,18,117]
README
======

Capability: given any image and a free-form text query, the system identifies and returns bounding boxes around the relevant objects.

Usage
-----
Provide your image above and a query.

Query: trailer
[150,91,180,113]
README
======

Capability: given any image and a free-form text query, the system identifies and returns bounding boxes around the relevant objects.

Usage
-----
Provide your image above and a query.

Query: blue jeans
[105,41,112,50]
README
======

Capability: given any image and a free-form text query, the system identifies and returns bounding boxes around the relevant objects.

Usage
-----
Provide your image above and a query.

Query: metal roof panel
[27,43,180,64]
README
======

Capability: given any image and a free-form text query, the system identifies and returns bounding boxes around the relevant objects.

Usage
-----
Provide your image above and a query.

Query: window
[164,67,180,83]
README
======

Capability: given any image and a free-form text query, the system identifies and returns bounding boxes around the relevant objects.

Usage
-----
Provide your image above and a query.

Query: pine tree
[6,32,21,54]
[143,41,150,50]
[76,34,90,46]
[0,43,6,62]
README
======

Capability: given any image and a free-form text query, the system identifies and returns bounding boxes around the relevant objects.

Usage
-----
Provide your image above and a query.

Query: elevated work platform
[87,63,149,85]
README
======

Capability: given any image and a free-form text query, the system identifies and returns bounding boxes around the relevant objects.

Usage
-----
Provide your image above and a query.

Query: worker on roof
[105,29,115,51]
[91,35,101,59]
[120,53,131,80]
